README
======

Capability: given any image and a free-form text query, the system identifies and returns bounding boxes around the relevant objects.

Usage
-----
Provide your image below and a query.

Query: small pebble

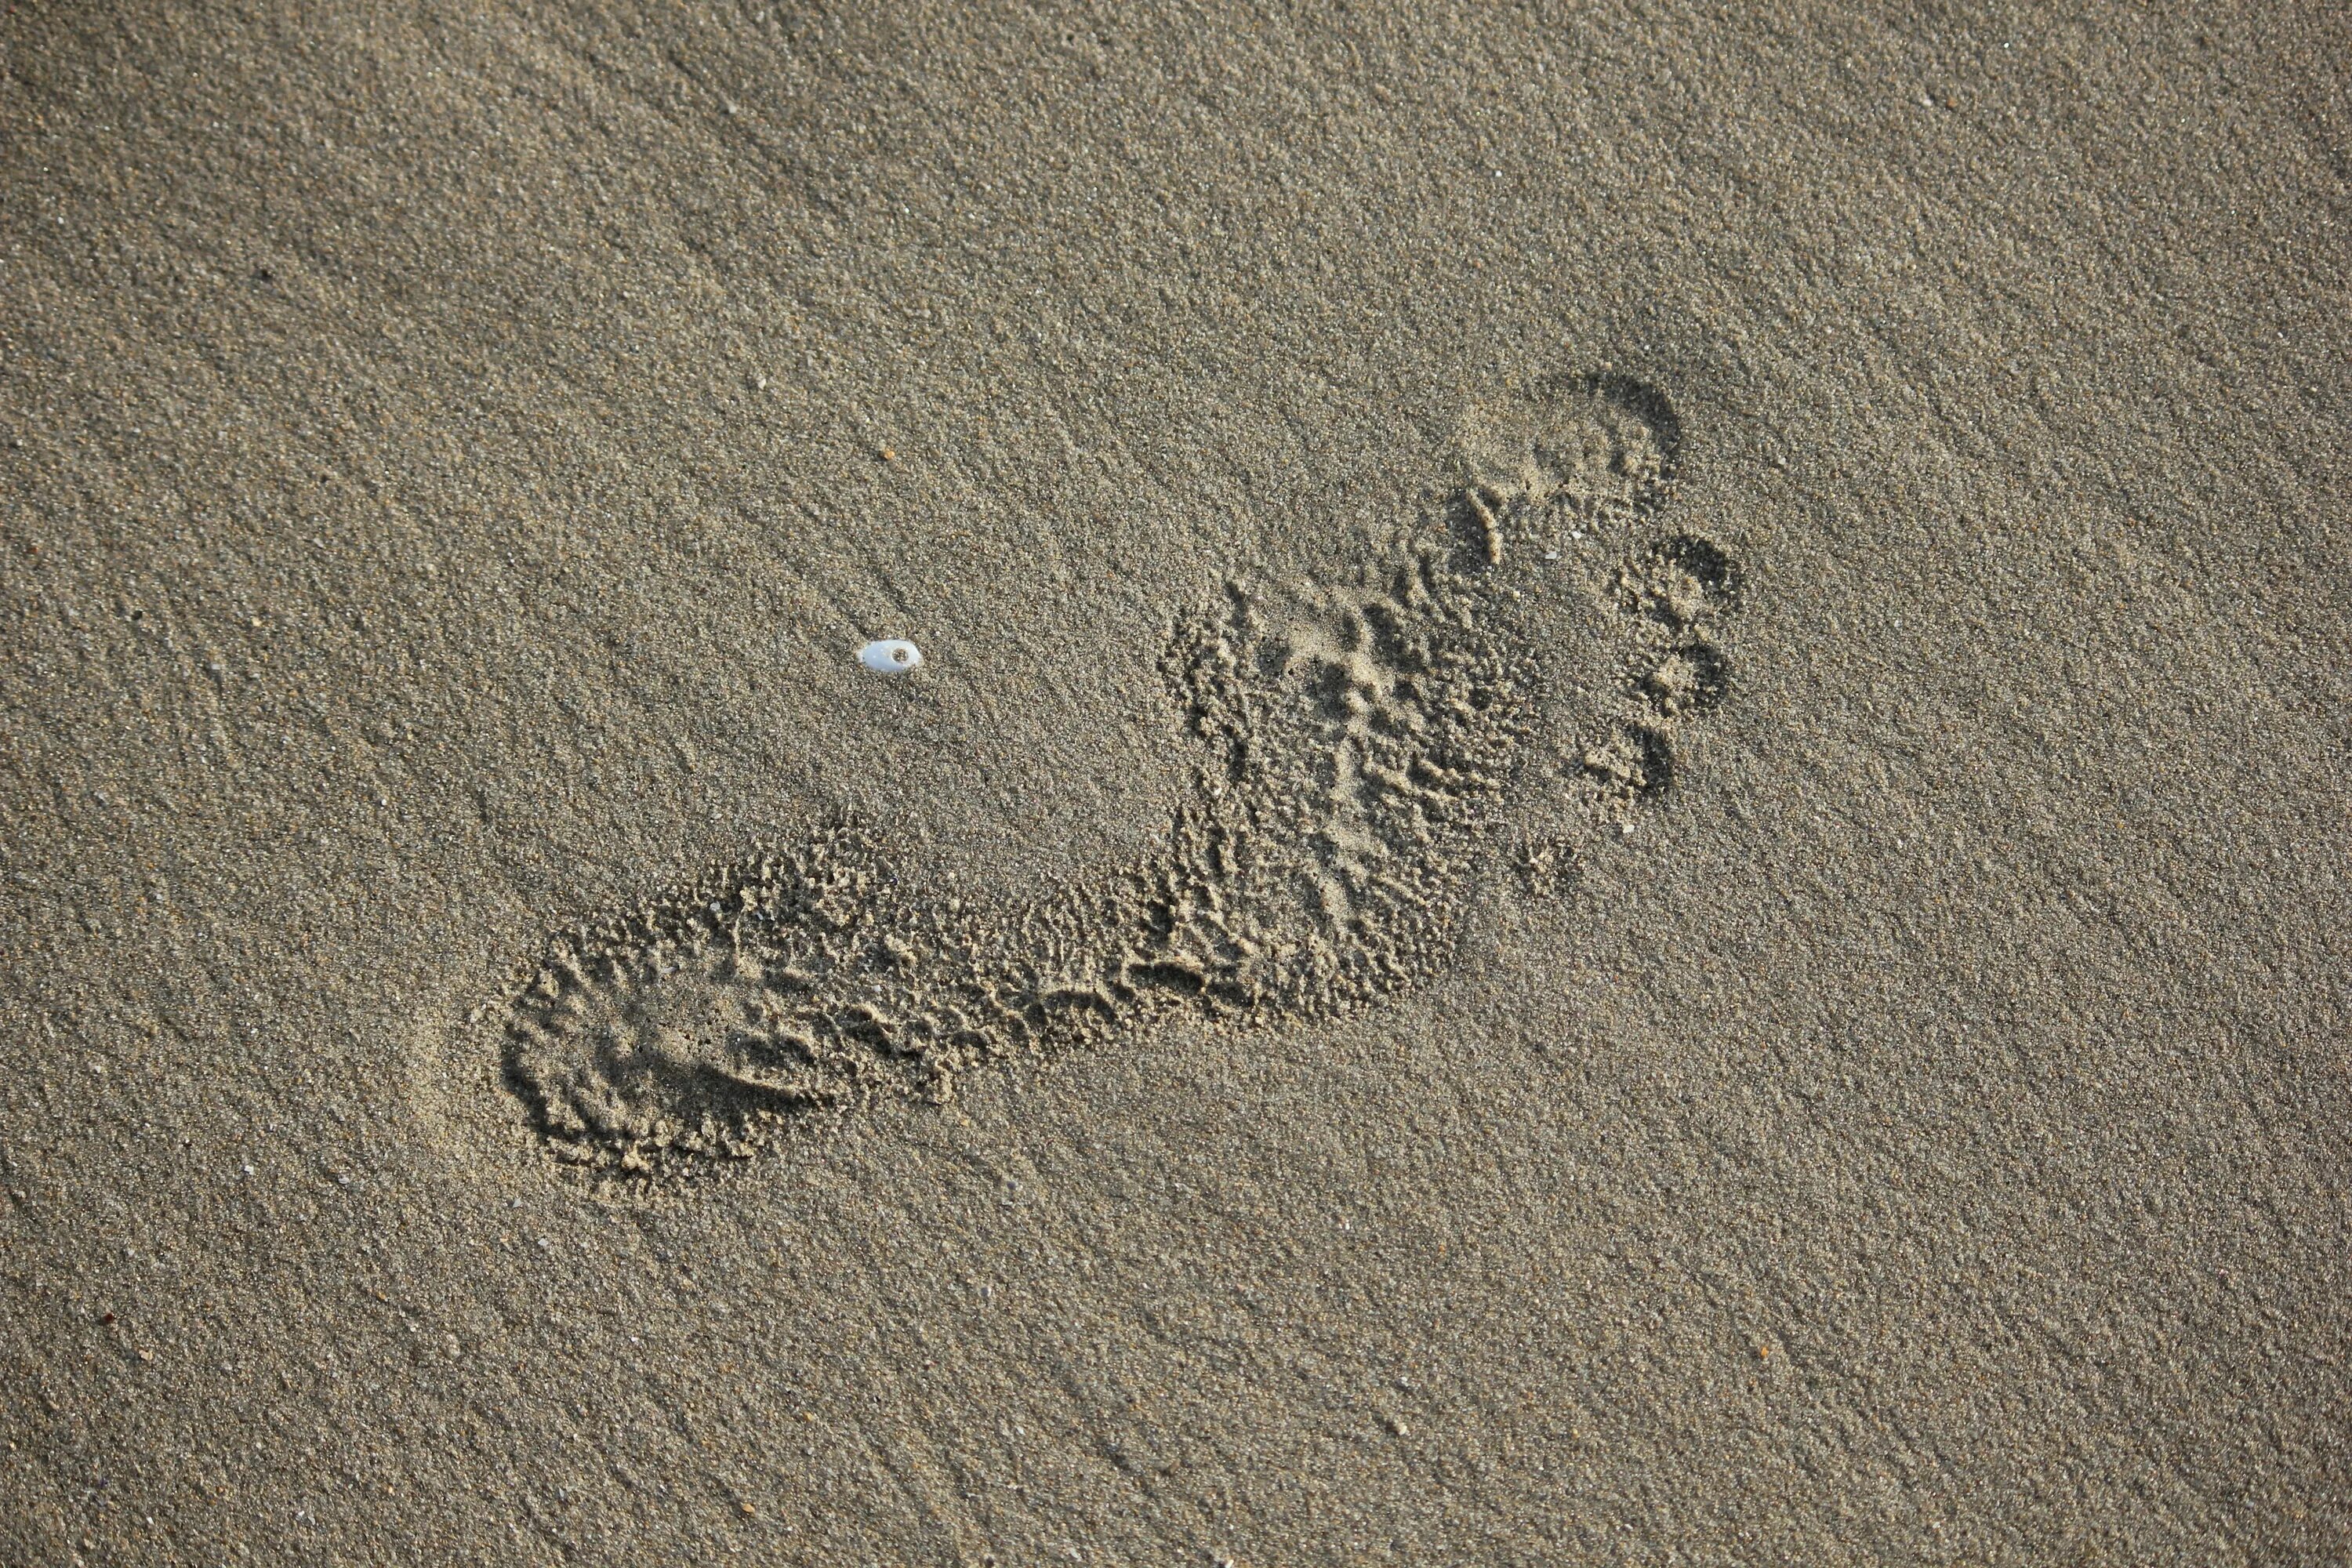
[857,638,923,674]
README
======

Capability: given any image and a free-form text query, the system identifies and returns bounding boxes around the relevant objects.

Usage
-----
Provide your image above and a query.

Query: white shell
[856,638,924,674]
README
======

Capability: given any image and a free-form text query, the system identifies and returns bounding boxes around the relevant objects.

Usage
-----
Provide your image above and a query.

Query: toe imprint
[1640,641,1731,717]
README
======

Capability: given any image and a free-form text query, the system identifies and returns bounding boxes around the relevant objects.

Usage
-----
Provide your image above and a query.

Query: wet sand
[3,2,2348,1563]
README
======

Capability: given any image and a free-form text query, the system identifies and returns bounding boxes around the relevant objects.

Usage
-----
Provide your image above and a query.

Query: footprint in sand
[492,372,1744,1178]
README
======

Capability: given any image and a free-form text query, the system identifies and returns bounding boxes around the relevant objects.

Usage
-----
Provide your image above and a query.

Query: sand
[3,2,2348,1563]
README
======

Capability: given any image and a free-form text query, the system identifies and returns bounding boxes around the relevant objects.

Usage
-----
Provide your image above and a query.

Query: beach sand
[3,2,2348,1562]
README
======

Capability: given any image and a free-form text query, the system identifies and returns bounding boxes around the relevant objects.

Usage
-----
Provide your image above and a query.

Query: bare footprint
[493,372,1744,1179]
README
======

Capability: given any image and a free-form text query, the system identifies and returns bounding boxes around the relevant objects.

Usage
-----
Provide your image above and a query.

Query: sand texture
[2,2,2349,1563]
